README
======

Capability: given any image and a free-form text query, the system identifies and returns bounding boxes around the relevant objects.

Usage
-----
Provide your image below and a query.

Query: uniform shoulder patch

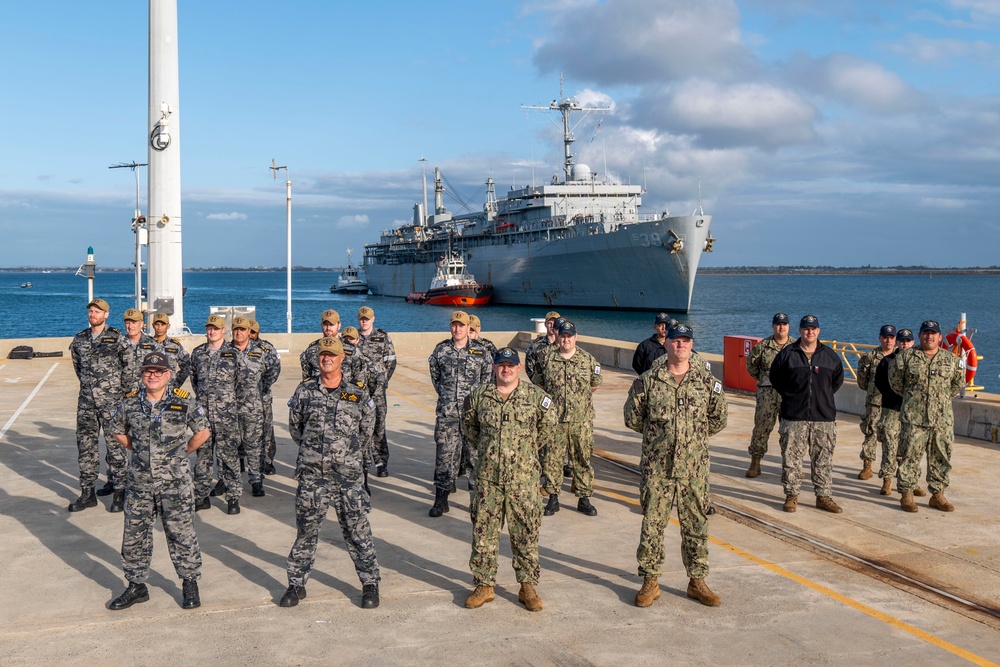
[631,378,644,395]
[540,396,552,410]
[124,389,139,398]
[172,387,190,399]
[705,361,712,371]
[713,380,723,394]
[594,365,601,374]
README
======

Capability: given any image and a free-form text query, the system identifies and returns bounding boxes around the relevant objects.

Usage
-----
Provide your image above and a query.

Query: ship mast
[521,75,610,182]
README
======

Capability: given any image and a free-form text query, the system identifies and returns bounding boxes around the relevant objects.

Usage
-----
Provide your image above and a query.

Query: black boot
[95,479,115,497]
[109,582,149,610]
[361,583,380,609]
[263,461,277,476]
[68,487,97,512]
[428,489,450,518]
[109,490,125,513]
[194,497,210,512]
[279,584,306,607]
[209,479,226,497]
[181,578,200,609]
[227,499,241,515]
[252,482,265,497]
[577,496,598,516]
[543,494,560,516]
[375,464,389,478]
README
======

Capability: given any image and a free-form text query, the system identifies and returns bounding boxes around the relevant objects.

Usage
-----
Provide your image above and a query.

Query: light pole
[270,159,292,335]
[109,161,148,313]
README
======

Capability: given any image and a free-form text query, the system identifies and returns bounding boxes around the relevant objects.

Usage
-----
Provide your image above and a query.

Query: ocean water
[2,271,997,391]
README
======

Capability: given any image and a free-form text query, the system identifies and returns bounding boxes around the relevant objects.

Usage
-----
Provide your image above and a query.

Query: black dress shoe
[543,494,560,516]
[68,487,97,512]
[194,497,210,512]
[109,582,149,610]
[279,585,306,607]
[361,583,379,609]
[109,490,125,513]
[209,479,226,497]
[577,497,598,516]
[252,482,265,497]
[375,465,389,478]
[95,480,115,497]
[181,578,200,609]
[227,499,241,515]
[707,505,717,516]
[263,462,277,476]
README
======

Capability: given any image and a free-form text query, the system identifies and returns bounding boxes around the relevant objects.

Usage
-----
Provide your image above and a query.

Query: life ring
[945,332,978,384]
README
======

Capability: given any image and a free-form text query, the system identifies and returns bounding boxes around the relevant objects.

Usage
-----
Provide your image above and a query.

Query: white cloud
[205,211,248,221]
[335,214,369,230]
[886,34,998,63]
[785,53,927,114]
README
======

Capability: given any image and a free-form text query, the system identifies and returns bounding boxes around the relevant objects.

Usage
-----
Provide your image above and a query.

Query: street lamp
[270,159,292,335]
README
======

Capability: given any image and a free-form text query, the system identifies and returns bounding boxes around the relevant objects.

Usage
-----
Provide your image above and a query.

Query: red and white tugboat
[406,252,493,306]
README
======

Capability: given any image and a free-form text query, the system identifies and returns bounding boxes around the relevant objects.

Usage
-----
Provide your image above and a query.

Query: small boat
[406,251,493,306]
[20,282,32,288]
[330,249,369,294]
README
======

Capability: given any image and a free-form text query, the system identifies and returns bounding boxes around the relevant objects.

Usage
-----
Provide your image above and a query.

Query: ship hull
[330,284,369,294]
[366,215,710,312]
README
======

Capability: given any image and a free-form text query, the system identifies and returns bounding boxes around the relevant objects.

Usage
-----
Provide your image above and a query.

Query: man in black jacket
[769,315,845,514]
[631,313,678,375]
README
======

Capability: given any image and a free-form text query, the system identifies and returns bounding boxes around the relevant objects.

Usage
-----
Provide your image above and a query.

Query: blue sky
[1,0,999,268]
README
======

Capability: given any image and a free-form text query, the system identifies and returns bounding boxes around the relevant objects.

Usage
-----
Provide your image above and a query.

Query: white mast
[147,0,184,334]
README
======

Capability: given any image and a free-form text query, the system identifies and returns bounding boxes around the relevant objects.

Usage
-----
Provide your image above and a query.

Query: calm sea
[2,271,997,391]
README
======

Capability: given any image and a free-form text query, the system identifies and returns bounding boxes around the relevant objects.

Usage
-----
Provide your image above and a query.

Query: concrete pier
[1,333,998,665]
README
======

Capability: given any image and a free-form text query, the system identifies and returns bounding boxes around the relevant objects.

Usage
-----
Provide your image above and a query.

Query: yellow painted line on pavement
[593,481,999,667]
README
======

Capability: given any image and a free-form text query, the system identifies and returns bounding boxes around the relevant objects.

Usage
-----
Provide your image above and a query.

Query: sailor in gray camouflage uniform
[280,337,381,610]
[119,308,159,395]
[151,312,191,390]
[300,309,342,382]
[468,314,497,357]
[357,306,397,477]
[107,352,211,611]
[68,298,129,513]
[462,347,554,612]
[190,314,244,514]
[625,324,728,607]
[856,325,896,481]
[427,311,492,517]
[249,320,280,474]
[231,316,280,498]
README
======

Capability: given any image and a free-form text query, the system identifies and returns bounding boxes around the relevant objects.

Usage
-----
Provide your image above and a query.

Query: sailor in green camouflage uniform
[119,308,159,395]
[68,298,129,513]
[624,324,728,608]
[855,325,897,480]
[889,320,965,513]
[744,313,791,478]
[873,328,914,495]
[427,311,492,517]
[524,311,560,383]
[357,306,397,477]
[280,337,380,610]
[249,320,280,474]
[108,352,211,611]
[151,312,191,390]
[462,347,554,612]
[532,320,603,517]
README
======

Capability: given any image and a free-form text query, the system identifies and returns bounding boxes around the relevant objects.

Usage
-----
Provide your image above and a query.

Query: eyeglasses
[142,369,169,377]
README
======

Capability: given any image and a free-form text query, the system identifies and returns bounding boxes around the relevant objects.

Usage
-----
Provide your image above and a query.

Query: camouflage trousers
[372,390,389,468]
[76,392,127,491]
[433,417,477,493]
[263,390,277,466]
[238,409,265,485]
[898,422,952,495]
[637,471,709,579]
[121,483,201,583]
[194,420,242,501]
[287,475,380,587]
[779,420,837,498]
[470,479,542,586]
[859,403,882,461]
[877,408,902,479]
[543,421,594,497]
[749,387,781,458]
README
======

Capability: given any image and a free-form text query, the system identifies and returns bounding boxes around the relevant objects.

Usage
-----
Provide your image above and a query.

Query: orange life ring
[944,332,978,384]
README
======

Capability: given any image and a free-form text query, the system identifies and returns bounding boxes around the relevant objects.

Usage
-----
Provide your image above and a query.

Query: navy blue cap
[141,352,170,371]
[493,347,520,365]
[799,315,820,328]
[558,321,577,336]
[897,328,914,342]
[919,320,941,334]
[667,324,693,340]
[654,312,671,325]
[772,313,789,325]
[666,318,680,331]
[879,325,897,337]
[553,317,567,331]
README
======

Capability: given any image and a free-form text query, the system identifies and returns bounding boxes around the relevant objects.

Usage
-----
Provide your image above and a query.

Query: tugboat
[330,249,369,294]
[406,251,493,306]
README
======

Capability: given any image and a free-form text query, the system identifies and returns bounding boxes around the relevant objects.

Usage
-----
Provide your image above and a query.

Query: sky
[1,0,999,269]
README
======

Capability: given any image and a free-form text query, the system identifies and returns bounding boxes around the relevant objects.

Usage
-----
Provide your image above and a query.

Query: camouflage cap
[122,308,143,322]
[151,312,170,325]
[494,347,520,365]
[897,328,914,342]
[668,324,694,340]
[799,315,820,329]
[451,310,470,325]
[341,326,360,340]
[321,309,341,325]
[249,319,260,333]
[141,352,170,371]
[318,336,345,356]
[544,311,561,322]
[86,298,110,312]
[205,314,226,329]
[358,306,375,320]
[232,316,251,330]
[468,314,482,330]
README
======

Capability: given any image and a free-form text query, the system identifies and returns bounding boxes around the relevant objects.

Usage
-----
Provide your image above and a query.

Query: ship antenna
[696,177,704,216]
[419,157,428,225]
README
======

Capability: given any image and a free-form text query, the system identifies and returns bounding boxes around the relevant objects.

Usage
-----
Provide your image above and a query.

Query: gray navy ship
[364,89,715,312]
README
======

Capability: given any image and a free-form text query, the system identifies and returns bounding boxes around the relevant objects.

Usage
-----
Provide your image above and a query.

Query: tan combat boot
[858,460,873,480]
[900,491,918,513]
[465,585,495,609]
[880,477,893,496]
[913,487,927,497]
[745,456,762,478]
[929,492,955,512]
[634,577,660,607]
[686,578,721,607]
[782,495,798,512]
[518,583,543,612]
[815,496,843,513]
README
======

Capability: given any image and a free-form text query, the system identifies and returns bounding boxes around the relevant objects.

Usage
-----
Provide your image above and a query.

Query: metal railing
[822,339,984,394]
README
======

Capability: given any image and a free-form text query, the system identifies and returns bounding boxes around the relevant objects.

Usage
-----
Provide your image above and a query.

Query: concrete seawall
[6,331,998,444]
